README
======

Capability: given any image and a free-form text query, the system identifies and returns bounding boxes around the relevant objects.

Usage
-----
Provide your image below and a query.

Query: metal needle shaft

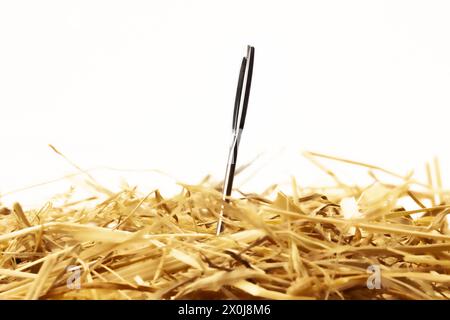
[216,46,255,235]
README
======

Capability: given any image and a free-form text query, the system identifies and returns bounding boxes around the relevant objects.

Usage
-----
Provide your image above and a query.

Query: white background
[1,1,450,207]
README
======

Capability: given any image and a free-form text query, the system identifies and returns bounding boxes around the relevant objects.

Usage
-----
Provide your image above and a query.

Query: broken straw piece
[340,197,362,220]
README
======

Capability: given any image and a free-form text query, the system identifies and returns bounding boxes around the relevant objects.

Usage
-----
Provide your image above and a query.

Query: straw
[0,150,449,299]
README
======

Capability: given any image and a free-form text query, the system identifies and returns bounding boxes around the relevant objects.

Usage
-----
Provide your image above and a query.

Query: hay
[0,152,450,300]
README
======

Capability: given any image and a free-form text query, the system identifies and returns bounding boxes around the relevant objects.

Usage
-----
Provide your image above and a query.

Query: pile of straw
[0,152,449,300]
